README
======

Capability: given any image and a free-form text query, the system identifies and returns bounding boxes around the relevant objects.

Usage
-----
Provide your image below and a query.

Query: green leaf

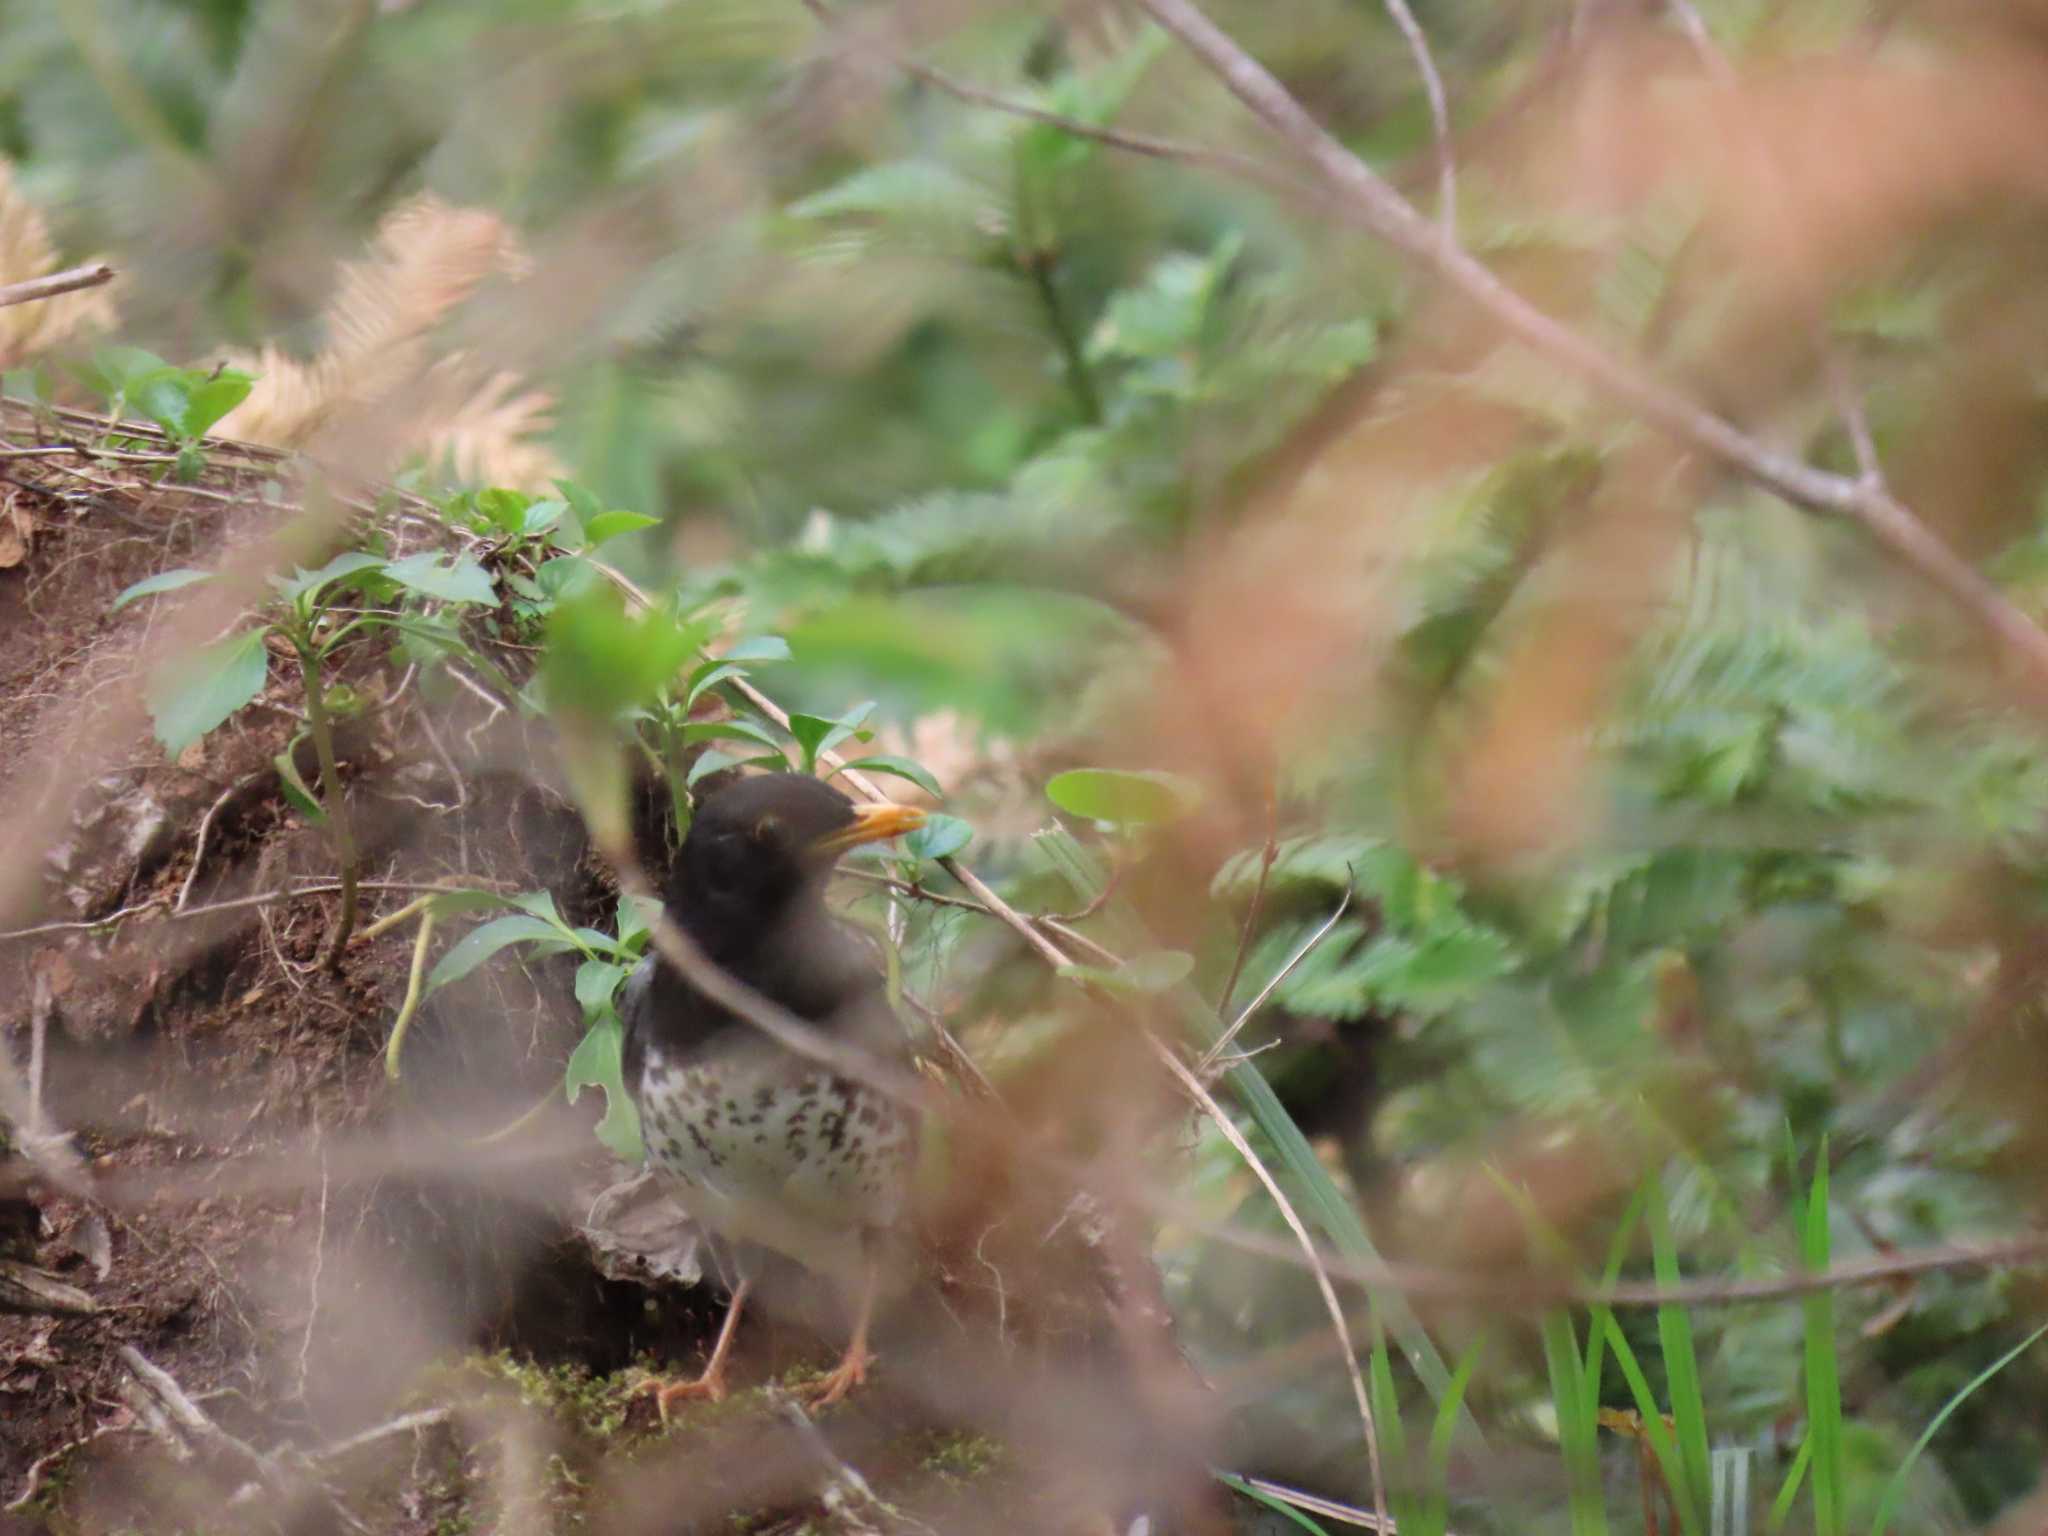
[381,551,498,605]
[1056,950,1194,994]
[180,370,254,438]
[73,345,167,399]
[472,488,532,536]
[274,744,327,823]
[903,812,971,862]
[584,510,661,546]
[680,717,785,752]
[835,754,942,799]
[425,914,574,994]
[565,1013,643,1163]
[535,555,602,601]
[686,748,743,787]
[552,479,604,545]
[1046,767,1199,825]
[146,629,270,756]
[520,498,567,537]
[542,589,705,722]
[684,659,750,707]
[113,567,212,610]
[787,700,877,771]
[129,367,198,437]
[273,550,386,603]
[614,893,658,953]
[574,959,629,1022]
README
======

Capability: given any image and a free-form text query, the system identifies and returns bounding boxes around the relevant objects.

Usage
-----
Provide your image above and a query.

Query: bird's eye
[752,815,782,843]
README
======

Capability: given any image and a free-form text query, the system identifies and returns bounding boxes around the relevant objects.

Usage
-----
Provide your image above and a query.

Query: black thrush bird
[620,772,926,1412]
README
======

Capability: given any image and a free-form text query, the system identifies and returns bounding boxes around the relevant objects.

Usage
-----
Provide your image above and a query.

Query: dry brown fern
[0,161,117,370]
[218,194,561,490]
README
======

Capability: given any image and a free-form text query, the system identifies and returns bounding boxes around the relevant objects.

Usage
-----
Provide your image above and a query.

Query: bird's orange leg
[637,1277,752,1420]
[803,1261,879,1408]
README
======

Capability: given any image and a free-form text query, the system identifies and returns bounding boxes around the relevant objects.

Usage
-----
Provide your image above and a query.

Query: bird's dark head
[670,774,924,954]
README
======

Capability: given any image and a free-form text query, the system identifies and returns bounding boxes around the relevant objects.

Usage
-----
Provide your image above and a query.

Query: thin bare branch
[1665,0,1887,491]
[1201,884,1355,1075]
[1130,0,2048,691]
[1217,800,1278,1020]
[1381,0,1456,238]
[796,0,1297,195]
[0,262,116,311]
[1152,1037,1389,1534]
[0,880,508,943]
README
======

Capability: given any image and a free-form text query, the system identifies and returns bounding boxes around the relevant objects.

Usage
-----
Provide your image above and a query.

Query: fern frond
[219,194,531,452]
[208,195,558,485]
[421,365,564,493]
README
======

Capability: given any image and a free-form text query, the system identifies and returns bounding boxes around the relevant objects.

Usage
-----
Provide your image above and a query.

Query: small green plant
[73,345,254,479]
[116,545,502,960]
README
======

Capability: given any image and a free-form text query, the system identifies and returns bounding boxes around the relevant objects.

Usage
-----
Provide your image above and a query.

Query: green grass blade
[1215,1473,1336,1536]
[1602,1313,1703,1536]
[1765,1434,1811,1534]
[1541,1311,1608,1536]
[1368,1319,1428,1533]
[1034,825,1472,1435]
[1647,1171,1714,1529]
[1583,1185,1648,1419]
[1795,1143,1844,1536]
[1424,1332,1487,1536]
[1868,1322,2048,1536]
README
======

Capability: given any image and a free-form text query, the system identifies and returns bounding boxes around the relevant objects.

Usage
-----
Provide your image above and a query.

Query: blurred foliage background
[11,0,2048,1530]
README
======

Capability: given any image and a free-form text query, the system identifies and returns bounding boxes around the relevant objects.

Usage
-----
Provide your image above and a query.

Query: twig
[0,1259,98,1316]
[1151,1038,1389,1534]
[306,1407,452,1465]
[178,773,256,912]
[1188,1210,2048,1311]
[1129,0,2048,691]
[0,880,506,943]
[1201,884,1355,1075]
[295,1138,330,1399]
[382,906,438,1080]
[1227,1472,1442,1535]
[354,894,434,944]
[0,262,115,310]
[838,867,1121,966]
[4,1410,134,1513]
[1665,0,1888,493]
[1217,798,1279,1019]
[117,1346,288,1491]
[1381,0,1456,238]
[769,1391,934,1535]
[795,0,1294,193]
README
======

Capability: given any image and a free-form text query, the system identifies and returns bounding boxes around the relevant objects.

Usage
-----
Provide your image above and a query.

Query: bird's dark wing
[617,953,657,1094]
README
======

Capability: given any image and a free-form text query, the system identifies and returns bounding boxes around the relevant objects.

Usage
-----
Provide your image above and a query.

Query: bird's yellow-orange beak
[812,802,926,855]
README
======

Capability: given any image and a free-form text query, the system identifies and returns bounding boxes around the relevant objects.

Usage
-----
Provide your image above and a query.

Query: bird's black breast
[618,907,901,1110]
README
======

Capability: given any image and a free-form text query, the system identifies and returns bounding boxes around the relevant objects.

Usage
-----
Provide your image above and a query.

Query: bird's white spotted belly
[636,1047,914,1279]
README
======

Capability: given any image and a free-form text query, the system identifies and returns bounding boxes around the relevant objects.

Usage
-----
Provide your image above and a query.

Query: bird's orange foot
[801,1343,875,1409]
[633,1367,731,1421]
